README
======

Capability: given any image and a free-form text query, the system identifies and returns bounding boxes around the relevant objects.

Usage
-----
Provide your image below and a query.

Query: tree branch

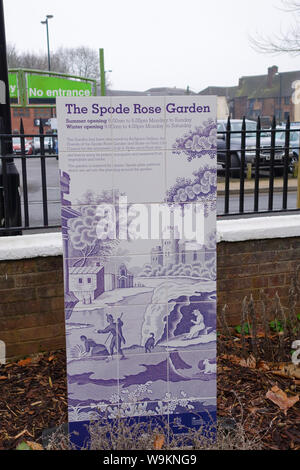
[249,0,300,55]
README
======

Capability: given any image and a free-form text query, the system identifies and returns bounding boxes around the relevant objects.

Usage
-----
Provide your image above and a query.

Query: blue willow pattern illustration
[59,106,217,444]
[172,119,217,161]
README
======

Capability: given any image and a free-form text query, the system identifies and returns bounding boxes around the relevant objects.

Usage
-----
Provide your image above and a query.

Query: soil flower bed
[0,337,299,450]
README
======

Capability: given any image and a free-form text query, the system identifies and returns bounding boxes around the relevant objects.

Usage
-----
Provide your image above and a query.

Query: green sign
[8,69,96,107]
[27,74,92,102]
[8,72,18,101]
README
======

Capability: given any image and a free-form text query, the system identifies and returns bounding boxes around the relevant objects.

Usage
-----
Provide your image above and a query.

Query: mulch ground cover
[0,341,299,450]
[0,350,68,450]
[218,357,300,450]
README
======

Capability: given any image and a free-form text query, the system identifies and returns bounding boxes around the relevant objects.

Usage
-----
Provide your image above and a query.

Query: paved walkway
[217,177,299,195]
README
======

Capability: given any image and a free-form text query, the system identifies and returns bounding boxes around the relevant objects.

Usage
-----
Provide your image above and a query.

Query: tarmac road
[14,156,61,230]
[217,191,298,216]
[13,157,300,231]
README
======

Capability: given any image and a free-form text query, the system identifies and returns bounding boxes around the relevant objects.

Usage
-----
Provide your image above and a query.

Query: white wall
[217,96,229,120]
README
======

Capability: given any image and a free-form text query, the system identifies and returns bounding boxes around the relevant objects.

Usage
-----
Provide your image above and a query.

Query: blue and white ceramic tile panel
[57,96,217,448]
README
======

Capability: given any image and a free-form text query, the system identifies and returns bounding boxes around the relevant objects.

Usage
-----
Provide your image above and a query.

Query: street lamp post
[0,0,22,234]
[99,48,112,96]
[99,48,106,96]
[41,15,53,71]
[274,71,283,123]
[278,73,282,123]
[41,15,53,118]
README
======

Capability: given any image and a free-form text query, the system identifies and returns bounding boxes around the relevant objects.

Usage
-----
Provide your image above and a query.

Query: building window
[248,99,255,110]
[78,278,83,284]
[13,108,30,117]
[33,108,52,117]
[87,278,91,283]
[284,96,290,105]
[182,253,186,263]
[248,109,260,120]
[193,252,197,261]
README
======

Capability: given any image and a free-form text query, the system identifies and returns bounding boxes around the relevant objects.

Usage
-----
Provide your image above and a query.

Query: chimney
[267,65,278,88]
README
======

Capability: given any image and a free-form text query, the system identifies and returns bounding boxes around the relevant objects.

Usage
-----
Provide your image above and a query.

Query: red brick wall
[0,256,65,361]
[1,236,300,361]
[233,97,247,119]
[11,107,55,135]
[233,97,294,122]
[261,97,276,118]
[217,237,300,326]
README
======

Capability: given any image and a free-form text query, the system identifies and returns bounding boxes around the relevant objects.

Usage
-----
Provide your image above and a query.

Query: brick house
[199,66,300,124]
[11,106,54,135]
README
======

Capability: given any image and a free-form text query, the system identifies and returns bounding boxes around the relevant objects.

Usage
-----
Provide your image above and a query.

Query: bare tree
[6,43,19,68]
[7,44,111,91]
[57,46,99,79]
[250,0,300,55]
[7,44,100,79]
[7,44,64,72]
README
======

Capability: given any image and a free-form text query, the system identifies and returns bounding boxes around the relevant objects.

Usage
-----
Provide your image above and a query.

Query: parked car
[217,119,293,177]
[275,126,300,172]
[264,124,300,172]
[53,138,58,154]
[53,138,58,160]
[32,136,57,155]
[12,137,33,155]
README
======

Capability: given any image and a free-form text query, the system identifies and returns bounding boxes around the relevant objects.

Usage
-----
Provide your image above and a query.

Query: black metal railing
[0,119,59,235]
[1,116,300,236]
[217,115,300,217]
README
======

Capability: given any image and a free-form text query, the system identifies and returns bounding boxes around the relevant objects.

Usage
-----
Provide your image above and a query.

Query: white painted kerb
[0,340,5,365]
[217,215,300,243]
[0,232,63,261]
[0,215,300,261]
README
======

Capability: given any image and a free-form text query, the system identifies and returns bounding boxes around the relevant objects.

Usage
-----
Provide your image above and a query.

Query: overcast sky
[4,0,300,92]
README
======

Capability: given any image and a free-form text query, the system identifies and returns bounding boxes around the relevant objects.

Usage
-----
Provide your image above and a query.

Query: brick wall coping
[0,232,62,260]
[0,214,300,260]
[217,214,300,243]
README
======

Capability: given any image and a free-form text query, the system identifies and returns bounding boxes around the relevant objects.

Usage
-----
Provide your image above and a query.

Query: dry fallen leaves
[270,363,300,380]
[222,354,257,369]
[222,354,245,365]
[266,385,299,415]
[153,434,164,450]
[257,360,270,371]
[17,358,32,367]
[239,354,257,369]
[25,441,44,451]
